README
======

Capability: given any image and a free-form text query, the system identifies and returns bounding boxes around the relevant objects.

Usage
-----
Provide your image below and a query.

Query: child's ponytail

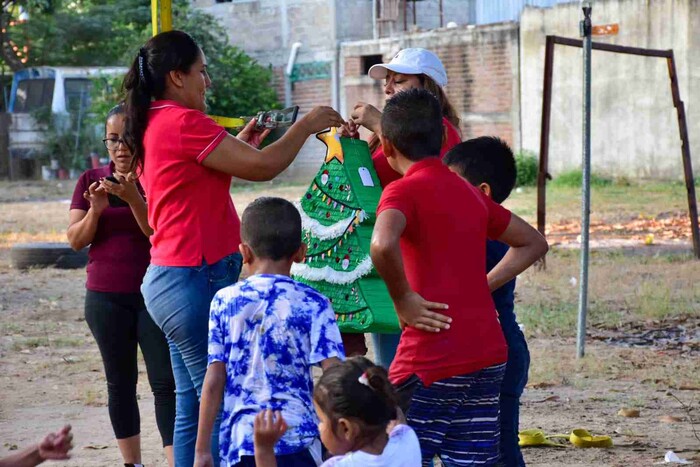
[314,357,398,430]
[363,365,398,412]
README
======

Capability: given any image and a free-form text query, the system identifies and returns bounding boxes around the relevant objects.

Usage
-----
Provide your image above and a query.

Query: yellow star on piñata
[317,127,344,164]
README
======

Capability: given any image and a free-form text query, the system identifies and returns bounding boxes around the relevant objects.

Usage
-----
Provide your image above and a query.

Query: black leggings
[85,290,175,446]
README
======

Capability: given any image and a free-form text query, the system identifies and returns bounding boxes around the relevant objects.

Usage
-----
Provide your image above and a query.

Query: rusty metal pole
[667,53,700,259]
[439,0,444,27]
[537,36,555,239]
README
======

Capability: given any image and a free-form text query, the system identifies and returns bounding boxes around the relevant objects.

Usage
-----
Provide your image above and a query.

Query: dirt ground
[0,181,698,466]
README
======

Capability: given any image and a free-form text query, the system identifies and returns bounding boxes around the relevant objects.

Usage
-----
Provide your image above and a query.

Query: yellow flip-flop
[518,429,568,447]
[519,429,613,448]
[569,428,613,448]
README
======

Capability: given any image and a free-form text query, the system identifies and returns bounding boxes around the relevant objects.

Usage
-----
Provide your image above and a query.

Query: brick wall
[292,79,332,113]
[195,2,519,182]
[340,23,520,150]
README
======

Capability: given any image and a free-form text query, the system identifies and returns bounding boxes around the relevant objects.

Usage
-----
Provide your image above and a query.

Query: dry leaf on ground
[659,415,684,424]
[618,408,641,418]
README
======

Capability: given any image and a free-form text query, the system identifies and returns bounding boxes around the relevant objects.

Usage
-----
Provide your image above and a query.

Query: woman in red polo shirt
[340,48,461,365]
[67,104,175,467]
[121,30,343,466]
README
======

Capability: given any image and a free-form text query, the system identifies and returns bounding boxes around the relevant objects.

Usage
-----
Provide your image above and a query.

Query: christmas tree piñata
[291,128,399,334]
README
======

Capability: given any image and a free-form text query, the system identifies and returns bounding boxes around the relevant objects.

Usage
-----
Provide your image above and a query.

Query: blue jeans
[142,253,242,467]
[500,321,530,467]
[370,332,401,369]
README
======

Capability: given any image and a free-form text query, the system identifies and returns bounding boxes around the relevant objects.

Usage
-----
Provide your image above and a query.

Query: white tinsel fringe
[291,256,374,284]
[295,202,355,240]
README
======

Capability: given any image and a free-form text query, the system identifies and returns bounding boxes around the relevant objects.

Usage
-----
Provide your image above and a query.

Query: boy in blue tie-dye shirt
[194,197,345,467]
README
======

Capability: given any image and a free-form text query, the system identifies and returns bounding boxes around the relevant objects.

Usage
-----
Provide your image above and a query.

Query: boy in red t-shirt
[370,88,548,466]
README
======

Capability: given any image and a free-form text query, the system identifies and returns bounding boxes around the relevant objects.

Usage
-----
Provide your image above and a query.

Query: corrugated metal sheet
[475,0,576,25]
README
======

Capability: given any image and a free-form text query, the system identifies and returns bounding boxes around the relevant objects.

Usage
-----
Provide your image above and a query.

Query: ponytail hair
[368,73,462,154]
[123,30,201,172]
[313,357,397,445]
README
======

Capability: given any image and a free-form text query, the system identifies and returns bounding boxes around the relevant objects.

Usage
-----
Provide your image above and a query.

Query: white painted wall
[520,0,699,179]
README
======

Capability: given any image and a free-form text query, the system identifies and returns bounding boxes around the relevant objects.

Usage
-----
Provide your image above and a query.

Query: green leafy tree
[3,0,278,117]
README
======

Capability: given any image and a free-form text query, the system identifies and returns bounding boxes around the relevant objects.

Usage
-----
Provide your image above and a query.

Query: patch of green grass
[518,302,577,337]
[515,249,700,337]
[11,335,84,351]
[51,337,85,348]
[515,151,538,187]
[12,336,49,350]
[551,169,612,188]
[503,180,691,225]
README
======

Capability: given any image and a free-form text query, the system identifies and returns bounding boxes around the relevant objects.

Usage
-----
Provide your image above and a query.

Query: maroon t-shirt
[70,164,151,293]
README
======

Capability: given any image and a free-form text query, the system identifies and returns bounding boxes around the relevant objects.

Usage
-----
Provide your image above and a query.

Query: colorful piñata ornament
[291,128,399,333]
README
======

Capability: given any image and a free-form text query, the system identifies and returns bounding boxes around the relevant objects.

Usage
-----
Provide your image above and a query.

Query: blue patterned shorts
[404,363,506,466]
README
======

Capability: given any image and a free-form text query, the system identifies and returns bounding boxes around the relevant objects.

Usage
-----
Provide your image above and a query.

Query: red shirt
[70,163,151,293]
[372,117,461,188]
[377,158,511,386]
[141,100,240,266]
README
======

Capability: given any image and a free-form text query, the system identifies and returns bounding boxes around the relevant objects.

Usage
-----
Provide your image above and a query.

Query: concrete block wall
[520,0,700,179]
[340,23,521,149]
[196,1,518,182]
[196,0,343,181]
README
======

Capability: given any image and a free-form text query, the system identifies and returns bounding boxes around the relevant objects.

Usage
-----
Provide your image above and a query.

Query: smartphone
[105,175,129,208]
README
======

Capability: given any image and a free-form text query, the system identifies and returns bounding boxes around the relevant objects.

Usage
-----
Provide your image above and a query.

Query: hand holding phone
[104,175,130,208]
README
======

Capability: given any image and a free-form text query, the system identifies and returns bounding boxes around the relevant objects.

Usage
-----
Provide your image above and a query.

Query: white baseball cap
[368,48,448,87]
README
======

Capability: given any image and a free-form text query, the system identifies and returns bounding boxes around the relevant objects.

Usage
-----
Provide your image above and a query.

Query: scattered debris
[655,450,692,464]
[533,395,561,403]
[83,444,109,450]
[530,382,557,389]
[548,212,695,244]
[589,316,699,355]
[618,408,641,418]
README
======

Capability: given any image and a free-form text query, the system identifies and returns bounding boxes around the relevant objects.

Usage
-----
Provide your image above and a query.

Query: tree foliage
[3,0,279,117]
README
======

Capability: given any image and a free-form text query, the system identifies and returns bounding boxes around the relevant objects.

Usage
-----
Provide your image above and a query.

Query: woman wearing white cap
[341,48,462,367]
[344,48,462,188]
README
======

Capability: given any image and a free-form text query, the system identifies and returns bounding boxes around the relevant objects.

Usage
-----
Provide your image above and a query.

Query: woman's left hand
[237,118,272,148]
[351,102,382,134]
[99,173,143,206]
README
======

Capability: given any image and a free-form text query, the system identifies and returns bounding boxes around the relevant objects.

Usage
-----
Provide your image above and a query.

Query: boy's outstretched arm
[489,213,549,292]
[193,362,226,467]
[371,209,452,333]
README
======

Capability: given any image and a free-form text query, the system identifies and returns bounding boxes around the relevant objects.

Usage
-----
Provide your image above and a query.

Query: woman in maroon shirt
[67,105,175,467]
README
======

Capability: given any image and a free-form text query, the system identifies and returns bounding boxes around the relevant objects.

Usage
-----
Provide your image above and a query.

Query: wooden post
[667,53,700,259]
[538,36,699,259]
[537,36,555,238]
